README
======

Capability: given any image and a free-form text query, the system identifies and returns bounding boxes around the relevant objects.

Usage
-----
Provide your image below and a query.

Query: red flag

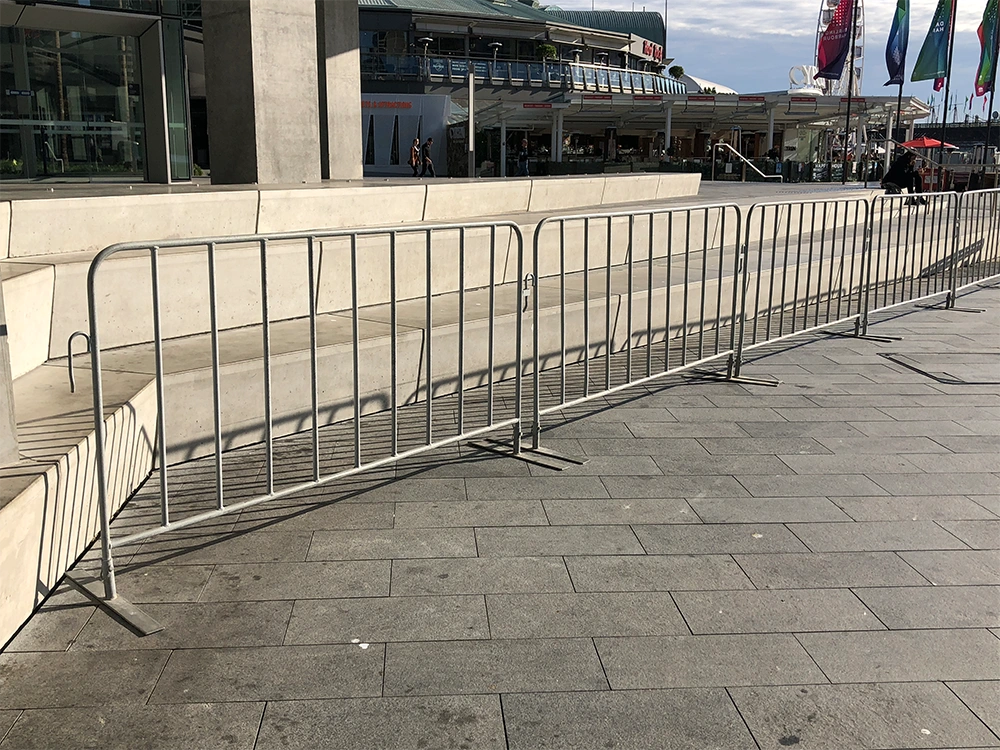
[816,0,856,81]
[934,77,945,91]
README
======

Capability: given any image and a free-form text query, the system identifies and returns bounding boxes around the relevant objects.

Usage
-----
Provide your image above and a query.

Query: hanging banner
[976,0,999,97]
[912,0,953,82]
[815,0,856,81]
[884,0,910,86]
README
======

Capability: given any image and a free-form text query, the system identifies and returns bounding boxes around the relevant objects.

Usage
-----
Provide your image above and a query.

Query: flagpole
[895,84,904,146]
[842,0,860,184]
[985,8,1000,175]
[937,0,958,190]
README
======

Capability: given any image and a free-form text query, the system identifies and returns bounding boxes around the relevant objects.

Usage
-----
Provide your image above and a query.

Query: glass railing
[361,54,686,96]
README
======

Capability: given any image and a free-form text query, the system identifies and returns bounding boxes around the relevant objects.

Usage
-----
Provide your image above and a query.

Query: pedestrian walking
[420,137,435,178]
[515,139,530,177]
[881,151,927,205]
[408,138,420,177]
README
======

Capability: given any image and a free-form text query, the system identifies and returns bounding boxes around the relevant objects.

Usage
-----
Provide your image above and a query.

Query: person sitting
[881,151,927,205]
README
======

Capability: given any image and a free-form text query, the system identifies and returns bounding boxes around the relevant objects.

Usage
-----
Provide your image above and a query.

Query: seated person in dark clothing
[881,151,927,204]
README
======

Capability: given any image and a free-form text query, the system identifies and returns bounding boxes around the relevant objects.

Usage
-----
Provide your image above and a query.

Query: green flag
[976,0,999,96]
[911,0,953,83]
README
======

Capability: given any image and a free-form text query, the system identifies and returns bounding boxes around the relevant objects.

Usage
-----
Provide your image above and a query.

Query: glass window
[1,26,145,179]
[161,18,190,180]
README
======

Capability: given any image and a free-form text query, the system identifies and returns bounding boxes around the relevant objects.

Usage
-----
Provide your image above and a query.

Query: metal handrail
[712,143,782,182]
[67,331,90,393]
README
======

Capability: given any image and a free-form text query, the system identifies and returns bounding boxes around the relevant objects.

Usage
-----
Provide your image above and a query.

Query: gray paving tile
[736,421,865,438]
[938,520,1000,549]
[626,422,750,438]
[503,689,758,750]
[475,525,644,557]
[199,560,390,601]
[815,435,951,453]
[948,680,1000,737]
[831,495,1000,521]
[689,497,852,523]
[971,495,1000,515]
[869,472,1000,497]
[543,497,698,525]
[3,603,94,653]
[778,453,922,474]
[731,682,999,750]
[234,501,395,531]
[383,638,608,696]
[0,703,265,750]
[798,629,1000,682]
[129,530,314,566]
[933,435,1000,453]
[666,406,787,422]
[307,528,476,560]
[0,711,19,742]
[899,550,1000,585]
[595,633,826,689]
[395,454,531,478]
[72,601,293,650]
[465,476,609,500]
[602,474,750,498]
[775,407,896,422]
[959,420,1000,436]
[254,695,506,750]
[0,650,169,708]
[390,557,573,596]
[566,555,753,592]
[737,474,888,498]
[634,523,809,555]
[849,419,975,437]
[111,564,215,603]
[786,521,969,552]
[342,478,467,504]
[904,452,1000,474]
[486,592,688,638]
[882,405,1000,421]
[855,586,1000,629]
[709,395,819,408]
[573,406,678,422]
[575,437,710,456]
[148,644,384,703]
[284,595,489,644]
[673,589,883,635]
[529,455,663,476]
[653,454,795,475]
[735,552,931,589]
[392,499,548,528]
[697,437,831,455]
[540,421,634,438]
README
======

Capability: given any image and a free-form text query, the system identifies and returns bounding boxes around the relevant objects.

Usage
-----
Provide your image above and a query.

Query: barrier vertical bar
[307,237,320,482]
[351,234,361,467]
[559,220,567,403]
[646,213,654,377]
[260,239,273,496]
[87,259,116,599]
[626,215,634,381]
[697,210,708,359]
[487,226,495,427]
[583,218,591,396]
[801,203,818,332]
[751,206,766,345]
[681,211,691,366]
[791,206,806,333]
[531,223,541,450]
[714,208,726,355]
[778,208,794,337]
[664,212,673,368]
[823,203,838,326]
[814,203,828,328]
[425,229,433,444]
[605,216,613,389]
[458,228,466,434]
[207,242,224,507]
[764,207,779,340]
[390,232,398,455]
[149,246,170,526]
[948,194,961,306]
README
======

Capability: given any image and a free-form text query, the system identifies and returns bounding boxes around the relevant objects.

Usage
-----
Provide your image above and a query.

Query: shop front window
[0,26,145,179]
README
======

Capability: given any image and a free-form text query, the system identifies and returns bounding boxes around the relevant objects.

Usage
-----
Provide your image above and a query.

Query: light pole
[418,36,433,77]
[488,41,502,82]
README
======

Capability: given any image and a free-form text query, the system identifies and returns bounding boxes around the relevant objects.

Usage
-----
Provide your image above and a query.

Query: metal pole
[895,83,904,145]
[983,12,1000,174]
[500,120,507,177]
[842,0,860,184]
[468,71,475,178]
[937,0,958,191]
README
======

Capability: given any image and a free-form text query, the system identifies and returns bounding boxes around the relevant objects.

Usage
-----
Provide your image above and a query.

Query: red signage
[523,103,553,109]
[840,97,866,103]
[634,95,662,101]
[642,40,664,61]
[361,100,413,109]
[790,96,817,103]
[584,94,613,100]
[738,95,766,102]
[687,95,716,102]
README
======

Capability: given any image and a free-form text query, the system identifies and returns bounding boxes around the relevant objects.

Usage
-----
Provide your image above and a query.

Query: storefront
[0,0,190,183]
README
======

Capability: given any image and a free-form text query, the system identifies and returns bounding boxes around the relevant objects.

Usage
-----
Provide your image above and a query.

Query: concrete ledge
[0,202,10,260]
[2,264,54,379]
[423,181,532,222]
[256,185,428,234]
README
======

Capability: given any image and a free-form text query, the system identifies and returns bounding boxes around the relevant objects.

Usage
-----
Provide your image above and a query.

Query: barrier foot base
[67,573,164,637]
[469,438,588,471]
[916,303,985,314]
[687,369,781,388]
[828,331,903,343]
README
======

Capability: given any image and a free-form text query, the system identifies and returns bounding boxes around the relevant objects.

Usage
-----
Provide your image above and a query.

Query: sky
[554,0,995,121]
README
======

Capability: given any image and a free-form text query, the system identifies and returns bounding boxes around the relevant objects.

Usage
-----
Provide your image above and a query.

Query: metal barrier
[734,197,871,373]
[80,221,526,628]
[864,192,960,326]
[952,188,1000,298]
[529,204,743,447]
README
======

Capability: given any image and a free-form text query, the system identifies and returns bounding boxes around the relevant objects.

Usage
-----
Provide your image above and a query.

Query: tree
[668,65,684,79]
[537,43,557,61]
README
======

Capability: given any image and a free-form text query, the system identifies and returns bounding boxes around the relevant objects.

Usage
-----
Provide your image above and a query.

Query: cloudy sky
[555,0,994,119]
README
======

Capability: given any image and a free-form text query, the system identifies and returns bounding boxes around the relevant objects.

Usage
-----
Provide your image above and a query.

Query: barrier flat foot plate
[468,439,588,470]
[66,573,164,637]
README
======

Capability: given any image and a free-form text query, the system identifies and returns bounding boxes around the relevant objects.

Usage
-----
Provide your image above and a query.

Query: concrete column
[665,103,673,154]
[767,106,776,151]
[555,111,564,162]
[202,0,322,184]
[500,120,507,177]
[139,21,171,184]
[317,0,362,180]
[0,274,18,466]
[550,113,558,163]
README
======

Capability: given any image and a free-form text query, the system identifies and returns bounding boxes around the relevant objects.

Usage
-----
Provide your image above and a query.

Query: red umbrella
[901,136,957,149]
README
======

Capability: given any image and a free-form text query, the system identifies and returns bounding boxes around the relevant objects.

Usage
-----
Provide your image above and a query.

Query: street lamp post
[488,40,502,81]
[418,36,433,77]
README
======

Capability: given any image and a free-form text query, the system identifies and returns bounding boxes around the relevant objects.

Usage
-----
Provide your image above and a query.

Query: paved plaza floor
[2,284,999,749]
